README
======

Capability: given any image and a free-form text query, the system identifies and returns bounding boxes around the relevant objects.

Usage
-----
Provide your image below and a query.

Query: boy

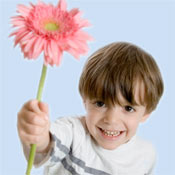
[17,42,164,175]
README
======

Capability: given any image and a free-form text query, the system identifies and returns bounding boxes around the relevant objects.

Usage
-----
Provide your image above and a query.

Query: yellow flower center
[44,22,59,31]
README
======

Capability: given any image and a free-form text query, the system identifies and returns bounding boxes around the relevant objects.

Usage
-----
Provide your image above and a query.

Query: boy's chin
[99,142,122,150]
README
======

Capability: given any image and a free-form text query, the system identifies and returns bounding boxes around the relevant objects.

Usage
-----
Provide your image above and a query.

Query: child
[17,42,164,175]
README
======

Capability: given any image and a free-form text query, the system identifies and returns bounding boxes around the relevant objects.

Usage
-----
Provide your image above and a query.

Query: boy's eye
[124,105,135,112]
[95,101,105,108]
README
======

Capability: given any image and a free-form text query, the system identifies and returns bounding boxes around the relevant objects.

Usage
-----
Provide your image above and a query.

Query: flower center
[44,22,59,31]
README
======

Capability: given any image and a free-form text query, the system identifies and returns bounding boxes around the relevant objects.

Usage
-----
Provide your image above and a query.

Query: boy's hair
[79,42,164,113]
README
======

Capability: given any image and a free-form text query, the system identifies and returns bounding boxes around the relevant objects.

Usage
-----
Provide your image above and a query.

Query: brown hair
[79,42,164,113]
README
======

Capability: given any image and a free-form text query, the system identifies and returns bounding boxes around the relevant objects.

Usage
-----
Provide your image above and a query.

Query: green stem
[26,64,47,175]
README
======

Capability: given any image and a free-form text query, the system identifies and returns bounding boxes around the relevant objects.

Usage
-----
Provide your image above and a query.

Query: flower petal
[56,49,63,66]
[11,15,25,26]
[9,28,20,38]
[17,4,32,17]
[20,32,33,45]
[21,36,36,54]
[12,20,26,28]
[44,41,53,65]
[75,31,94,41]
[74,10,84,21]
[47,41,53,59]
[10,0,93,66]
[58,0,67,11]
[32,37,45,58]
[67,39,79,49]
[69,8,79,17]
[67,47,81,59]
[12,28,29,46]
[78,19,91,28]
[44,47,49,64]
[71,38,89,52]
[50,40,63,65]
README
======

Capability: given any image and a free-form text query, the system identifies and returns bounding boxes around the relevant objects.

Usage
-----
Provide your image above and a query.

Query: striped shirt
[24,116,156,175]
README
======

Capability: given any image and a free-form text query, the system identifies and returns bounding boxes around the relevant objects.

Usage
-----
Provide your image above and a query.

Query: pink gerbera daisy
[10,0,93,66]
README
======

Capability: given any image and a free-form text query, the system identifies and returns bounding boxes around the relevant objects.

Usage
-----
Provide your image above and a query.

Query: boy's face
[84,84,150,150]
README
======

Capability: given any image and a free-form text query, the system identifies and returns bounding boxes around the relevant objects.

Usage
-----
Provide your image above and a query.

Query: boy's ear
[140,113,151,123]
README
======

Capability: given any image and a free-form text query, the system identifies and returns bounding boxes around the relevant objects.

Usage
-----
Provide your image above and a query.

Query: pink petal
[17,4,32,17]
[75,31,94,41]
[50,40,58,57]
[37,0,47,7]
[22,47,32,59]
[67,39,79,49]
[12,20,26,28]
[21,36,36,54]
[56,49,63,66]
[58,0,67,11]
[74,10,83,19]
[23,52,28,59]
[44,41,53,65]
[9,29,20,37]
[44,41,49,57]
[9,27,26,37]
[44,55,50,66]
[69,8,79,17]
[78,19,91,28]
[47,41,53,59]
[67,38,89,57]
[74,39,89,52]
[32,37,44,58]
[67,47,81,59]
[44,51,49,65]
[24,52,32,59]
[50,40,63,65]
[20,32,33,45]
[11,15,24,22]
[29,2,36,8]
[13,28,29,46]
[74,45,88,55]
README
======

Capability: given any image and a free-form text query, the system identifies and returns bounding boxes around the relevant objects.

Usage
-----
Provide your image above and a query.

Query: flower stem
[36,64,47,101]
[26,64,47,175]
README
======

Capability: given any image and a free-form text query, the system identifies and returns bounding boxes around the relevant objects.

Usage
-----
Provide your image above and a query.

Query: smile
[98,127,124,140]
[102,129,120,136]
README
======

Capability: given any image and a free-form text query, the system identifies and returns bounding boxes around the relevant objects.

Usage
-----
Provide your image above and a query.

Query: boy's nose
[103,107,122,124]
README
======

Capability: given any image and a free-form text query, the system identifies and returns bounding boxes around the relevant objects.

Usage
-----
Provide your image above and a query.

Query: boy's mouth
[98,127,124,138]
[101,128,120,136]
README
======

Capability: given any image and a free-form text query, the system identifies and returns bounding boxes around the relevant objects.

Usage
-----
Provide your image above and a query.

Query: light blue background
[0,0,175,174]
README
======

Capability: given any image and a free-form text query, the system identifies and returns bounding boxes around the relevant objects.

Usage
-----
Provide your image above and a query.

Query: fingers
[17,100,51,150]
[23,99,43,114]
[19,130,49,146]
[19,121,46,135]
[38,101,49,116]
[17,110,50,146]
[18,110,47,127]
[23,99,49,119]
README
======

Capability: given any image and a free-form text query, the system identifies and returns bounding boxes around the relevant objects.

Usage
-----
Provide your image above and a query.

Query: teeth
[102,129,120,136]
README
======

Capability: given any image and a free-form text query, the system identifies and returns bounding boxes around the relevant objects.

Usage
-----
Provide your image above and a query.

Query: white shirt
[24,116,156,175]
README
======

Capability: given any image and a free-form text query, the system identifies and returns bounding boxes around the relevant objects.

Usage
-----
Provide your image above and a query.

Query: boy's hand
[17,99,50,153]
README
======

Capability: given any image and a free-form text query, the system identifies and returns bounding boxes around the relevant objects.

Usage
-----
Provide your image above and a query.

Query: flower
[10,0,93,66]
